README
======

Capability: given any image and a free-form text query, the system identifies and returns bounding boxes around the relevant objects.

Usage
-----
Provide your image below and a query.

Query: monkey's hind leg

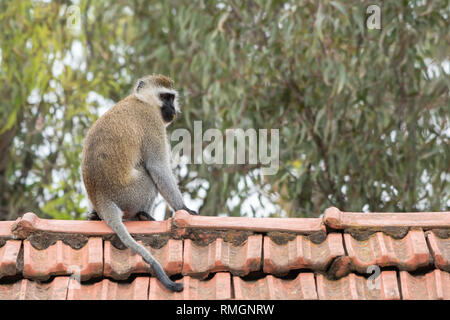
[98,201,183,292]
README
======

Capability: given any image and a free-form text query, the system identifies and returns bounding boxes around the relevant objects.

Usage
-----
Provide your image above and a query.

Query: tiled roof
[0,207,449,300]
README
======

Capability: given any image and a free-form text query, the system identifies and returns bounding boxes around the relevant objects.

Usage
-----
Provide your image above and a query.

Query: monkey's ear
[136,80,145,92]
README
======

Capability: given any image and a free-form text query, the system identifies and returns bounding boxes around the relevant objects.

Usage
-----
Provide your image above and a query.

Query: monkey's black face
[160,93,177,123]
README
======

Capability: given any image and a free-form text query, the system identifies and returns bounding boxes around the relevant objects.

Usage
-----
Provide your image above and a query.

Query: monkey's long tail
[99,202,183,292]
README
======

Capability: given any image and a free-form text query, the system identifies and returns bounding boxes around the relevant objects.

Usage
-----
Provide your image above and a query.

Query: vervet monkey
[81,74,197,292]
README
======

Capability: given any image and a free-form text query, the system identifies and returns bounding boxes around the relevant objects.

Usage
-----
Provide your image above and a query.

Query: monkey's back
[81,96,161,206]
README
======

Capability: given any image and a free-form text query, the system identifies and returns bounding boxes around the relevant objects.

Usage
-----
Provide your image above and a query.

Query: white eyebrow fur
[134,84,180,112]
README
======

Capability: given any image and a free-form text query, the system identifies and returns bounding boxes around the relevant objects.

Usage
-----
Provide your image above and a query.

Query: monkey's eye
[159,93,175,103]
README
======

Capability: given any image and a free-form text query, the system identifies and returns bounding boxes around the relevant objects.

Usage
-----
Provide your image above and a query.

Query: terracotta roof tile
[173,210,325,235]
[233,273,318,300]
[182,235,262,278]
[344,230,431,273]
[0,277,69,300]
[11,212,171,238]
[0,207,448,300]
[326,256,353,279]
[23,238,103,281]
[324,207,450,231]
[426,231,450,272]
[316,271,400,300]
[263,233,344,275]
[149,272,231,300]
[0,240,21,279]
[67,277,149,300]
[104,239,183,280]
[0,222,14,238]
[400,270,450,300]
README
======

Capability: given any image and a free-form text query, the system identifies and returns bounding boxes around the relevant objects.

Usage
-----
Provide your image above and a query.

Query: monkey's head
[133,74,180,124]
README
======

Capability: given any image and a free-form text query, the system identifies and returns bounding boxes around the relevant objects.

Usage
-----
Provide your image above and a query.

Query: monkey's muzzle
[161,104,176,123]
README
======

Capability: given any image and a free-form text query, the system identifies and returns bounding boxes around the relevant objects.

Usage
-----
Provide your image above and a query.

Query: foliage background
[0,0,448,220]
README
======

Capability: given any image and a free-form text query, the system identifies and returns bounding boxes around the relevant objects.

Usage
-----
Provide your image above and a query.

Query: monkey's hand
[86,211,102,221]
[182,206,198,215]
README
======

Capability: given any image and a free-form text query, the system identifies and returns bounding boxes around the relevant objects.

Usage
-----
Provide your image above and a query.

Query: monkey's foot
[86,211,101,221]
[137,211,155,221]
